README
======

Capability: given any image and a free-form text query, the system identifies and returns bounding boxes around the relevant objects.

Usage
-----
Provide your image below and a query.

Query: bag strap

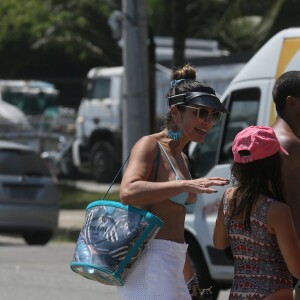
[102,143,161,200]
[153,144,161,181]
[102,154,130,200]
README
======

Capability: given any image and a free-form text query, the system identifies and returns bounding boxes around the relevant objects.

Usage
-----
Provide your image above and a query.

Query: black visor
[168,91,228,113]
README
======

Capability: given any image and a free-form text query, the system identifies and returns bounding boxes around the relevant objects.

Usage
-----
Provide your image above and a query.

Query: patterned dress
[223,193,293,299]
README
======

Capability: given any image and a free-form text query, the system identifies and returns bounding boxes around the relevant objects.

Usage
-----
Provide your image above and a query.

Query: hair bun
[173,64,196,81]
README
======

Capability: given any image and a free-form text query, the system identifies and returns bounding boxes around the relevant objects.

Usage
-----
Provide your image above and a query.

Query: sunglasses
[181,105,222,125]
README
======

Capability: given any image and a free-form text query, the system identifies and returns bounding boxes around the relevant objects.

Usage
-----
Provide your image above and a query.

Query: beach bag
[70,155,164,286]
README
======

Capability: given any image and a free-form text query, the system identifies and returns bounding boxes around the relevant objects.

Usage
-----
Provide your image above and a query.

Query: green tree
[148,0,299,53]
[211,0,285,51]
[0,0,122,78]
[2,0,300,80]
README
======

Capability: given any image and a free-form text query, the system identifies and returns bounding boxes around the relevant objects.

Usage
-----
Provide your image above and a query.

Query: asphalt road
[0,235,230,300]
[0,235,119,300]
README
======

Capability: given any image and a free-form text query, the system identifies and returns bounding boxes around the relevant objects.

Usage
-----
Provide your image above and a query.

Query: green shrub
[58,184,120,209]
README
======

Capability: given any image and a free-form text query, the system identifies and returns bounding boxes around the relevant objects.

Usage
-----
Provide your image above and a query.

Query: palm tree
[212,0,285,52]
[32,1,122,66]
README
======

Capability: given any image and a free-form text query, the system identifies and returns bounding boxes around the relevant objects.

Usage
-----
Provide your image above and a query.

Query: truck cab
[72,66,171,182]
[72,67,123,182]
[185,27,300,298]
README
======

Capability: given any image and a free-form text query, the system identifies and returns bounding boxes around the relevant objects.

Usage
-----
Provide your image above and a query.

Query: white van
[185,27,300,297]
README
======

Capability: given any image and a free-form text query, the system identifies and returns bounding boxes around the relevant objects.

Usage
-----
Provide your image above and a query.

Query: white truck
[0,80,75,153]
[185,27,300,298]
[71,65,171,182]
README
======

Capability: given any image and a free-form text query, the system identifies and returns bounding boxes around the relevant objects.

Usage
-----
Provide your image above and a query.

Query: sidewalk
[58,209,86,231]
[56,209,85,240]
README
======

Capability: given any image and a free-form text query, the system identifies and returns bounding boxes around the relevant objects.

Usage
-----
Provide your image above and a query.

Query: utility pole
[172,0,187,68]
[122,0,149,161]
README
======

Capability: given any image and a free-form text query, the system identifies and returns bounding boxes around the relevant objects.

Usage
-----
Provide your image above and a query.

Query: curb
[55,209,85,242]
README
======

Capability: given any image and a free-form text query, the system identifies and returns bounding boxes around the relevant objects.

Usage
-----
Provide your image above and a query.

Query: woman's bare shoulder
[132,135,159,153]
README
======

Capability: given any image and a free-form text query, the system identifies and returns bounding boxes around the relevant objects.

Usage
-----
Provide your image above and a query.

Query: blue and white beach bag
[70,200,163,286]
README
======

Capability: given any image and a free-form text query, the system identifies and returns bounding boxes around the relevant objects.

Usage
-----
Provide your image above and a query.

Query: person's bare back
[273,117,300,240]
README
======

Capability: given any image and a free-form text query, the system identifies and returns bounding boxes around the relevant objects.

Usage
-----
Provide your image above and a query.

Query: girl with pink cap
[214,125,300,300]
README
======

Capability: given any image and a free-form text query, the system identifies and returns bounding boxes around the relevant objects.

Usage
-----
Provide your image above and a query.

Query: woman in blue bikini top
[119,64,229,300]
[157,141,195,213]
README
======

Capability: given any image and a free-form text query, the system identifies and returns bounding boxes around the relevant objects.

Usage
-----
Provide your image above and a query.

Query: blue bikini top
[157,142,196,213]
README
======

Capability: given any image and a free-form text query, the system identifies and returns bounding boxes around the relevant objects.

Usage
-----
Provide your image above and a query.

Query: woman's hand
[184,177,230,194]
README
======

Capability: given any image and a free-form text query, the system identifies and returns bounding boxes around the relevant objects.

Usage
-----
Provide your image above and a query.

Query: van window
[219,88,260,163]
[188,88,260,178]
[86,78,111,100]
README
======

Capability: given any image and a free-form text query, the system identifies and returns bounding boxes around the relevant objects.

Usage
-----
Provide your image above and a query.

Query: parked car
[0,140,59,245]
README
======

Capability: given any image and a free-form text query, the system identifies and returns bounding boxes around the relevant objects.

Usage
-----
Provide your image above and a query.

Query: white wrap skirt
[117,239,191,300]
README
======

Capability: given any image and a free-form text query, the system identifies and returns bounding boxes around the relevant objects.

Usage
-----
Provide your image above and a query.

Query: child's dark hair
[229,152,285,230]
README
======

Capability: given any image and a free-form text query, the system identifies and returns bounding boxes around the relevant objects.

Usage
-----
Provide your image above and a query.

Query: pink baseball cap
[232,126,289,163]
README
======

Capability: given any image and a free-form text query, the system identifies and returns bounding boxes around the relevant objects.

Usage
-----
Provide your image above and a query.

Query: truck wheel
[185,234,220,300]
[90,142,117,183]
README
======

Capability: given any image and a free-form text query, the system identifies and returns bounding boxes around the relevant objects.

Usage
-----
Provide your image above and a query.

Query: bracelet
[186,273,198,289]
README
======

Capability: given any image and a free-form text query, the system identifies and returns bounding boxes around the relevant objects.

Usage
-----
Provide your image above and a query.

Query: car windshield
[0,149,50,176]
[2,89,58,115]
